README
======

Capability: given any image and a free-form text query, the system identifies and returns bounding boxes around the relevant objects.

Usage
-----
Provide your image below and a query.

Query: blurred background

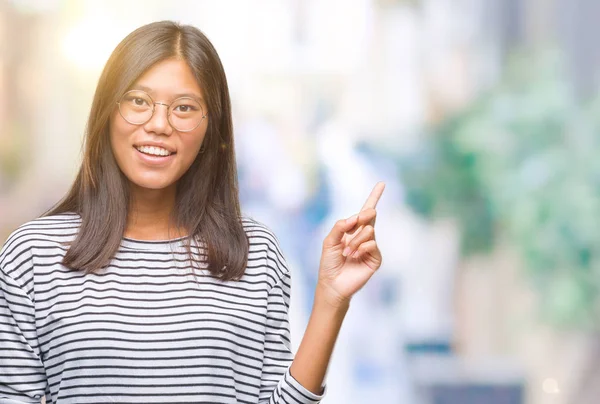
[1,0,600,403]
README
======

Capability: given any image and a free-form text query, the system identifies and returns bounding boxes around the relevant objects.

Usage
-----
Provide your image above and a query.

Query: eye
[124,95,150,107]
[174,104,198,113]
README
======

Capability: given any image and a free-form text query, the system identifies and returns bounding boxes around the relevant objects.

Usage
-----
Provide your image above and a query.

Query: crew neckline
[120,235,191,251]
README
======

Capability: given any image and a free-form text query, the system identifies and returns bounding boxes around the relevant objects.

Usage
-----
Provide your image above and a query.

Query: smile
[135,145,174,156]
[133,146,177,167]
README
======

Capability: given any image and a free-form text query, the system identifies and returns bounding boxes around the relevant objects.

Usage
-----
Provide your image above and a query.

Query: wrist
[314,281,351,312]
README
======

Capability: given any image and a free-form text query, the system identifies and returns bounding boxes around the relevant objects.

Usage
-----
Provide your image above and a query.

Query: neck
[125,183,186,240]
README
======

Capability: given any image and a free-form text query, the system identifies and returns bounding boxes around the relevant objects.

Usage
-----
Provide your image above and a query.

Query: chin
[129,176,177,191]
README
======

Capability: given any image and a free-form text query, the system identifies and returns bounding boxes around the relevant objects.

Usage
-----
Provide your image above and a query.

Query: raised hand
[317,182,385,307]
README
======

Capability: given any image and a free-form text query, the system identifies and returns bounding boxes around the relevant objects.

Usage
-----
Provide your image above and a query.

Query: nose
[143,102,173,135]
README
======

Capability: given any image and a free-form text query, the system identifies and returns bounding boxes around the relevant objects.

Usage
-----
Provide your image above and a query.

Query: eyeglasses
[116,90,207,132]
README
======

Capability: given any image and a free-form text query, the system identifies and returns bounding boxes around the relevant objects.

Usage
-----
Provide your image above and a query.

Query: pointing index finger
[361,181,386,211]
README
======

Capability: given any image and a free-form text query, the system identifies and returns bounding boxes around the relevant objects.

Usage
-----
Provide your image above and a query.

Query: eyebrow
[129,84,204,101]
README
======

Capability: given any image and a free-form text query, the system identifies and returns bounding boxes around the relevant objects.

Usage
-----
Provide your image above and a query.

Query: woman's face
[109,58,208,192]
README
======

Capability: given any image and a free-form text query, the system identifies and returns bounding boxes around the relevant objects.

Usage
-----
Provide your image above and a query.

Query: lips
[133,146,176,167]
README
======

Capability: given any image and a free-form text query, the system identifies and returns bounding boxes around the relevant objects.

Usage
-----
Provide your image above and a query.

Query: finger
[342,225,375,257]
[345,208,377,240]
[361,181,386,212]
[351,240,381,265]
[323,214,359,247]
[357,208,377,227]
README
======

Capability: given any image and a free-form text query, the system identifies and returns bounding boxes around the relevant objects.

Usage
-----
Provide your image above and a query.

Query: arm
[0,235,47,403]
[290,182,385,394]
[258,182,385,401]
[289,283,348,395]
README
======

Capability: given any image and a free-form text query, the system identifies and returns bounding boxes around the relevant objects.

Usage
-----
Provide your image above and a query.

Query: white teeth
[136,146,172,157]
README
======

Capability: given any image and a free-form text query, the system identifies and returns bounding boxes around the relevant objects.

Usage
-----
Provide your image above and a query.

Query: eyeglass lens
[118,90,204,131]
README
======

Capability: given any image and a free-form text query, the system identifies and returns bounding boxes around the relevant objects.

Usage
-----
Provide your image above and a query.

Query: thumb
[323,214,358,248]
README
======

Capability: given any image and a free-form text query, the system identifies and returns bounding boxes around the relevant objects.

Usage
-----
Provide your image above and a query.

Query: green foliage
[401,51,600,329]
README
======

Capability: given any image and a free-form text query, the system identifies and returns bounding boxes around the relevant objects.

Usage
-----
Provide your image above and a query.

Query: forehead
[131,58,204,99]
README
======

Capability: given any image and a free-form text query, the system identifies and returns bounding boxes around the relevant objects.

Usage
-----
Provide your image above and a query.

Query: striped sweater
[0,213,324,403]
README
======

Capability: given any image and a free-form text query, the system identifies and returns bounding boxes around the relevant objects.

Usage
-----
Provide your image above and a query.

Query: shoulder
[240,216,289,280]
[0,213,78,298]
[1,213,81,268]
[241,217,281,246]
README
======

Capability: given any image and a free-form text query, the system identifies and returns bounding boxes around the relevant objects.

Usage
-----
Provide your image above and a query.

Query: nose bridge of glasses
[151,101,173,121]
[141,101,171,132]
[153,101,171,117]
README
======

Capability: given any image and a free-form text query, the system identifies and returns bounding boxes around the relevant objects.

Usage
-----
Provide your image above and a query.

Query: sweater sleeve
[258,237,325,404]
[0,233,47,403]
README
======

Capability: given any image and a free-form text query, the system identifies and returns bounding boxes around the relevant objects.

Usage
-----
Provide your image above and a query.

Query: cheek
[109,122,125,156]
[178,129,207,166]
[108,116,136,172]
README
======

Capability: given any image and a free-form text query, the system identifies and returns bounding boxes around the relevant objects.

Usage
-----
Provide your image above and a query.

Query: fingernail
[342,247,352,257]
